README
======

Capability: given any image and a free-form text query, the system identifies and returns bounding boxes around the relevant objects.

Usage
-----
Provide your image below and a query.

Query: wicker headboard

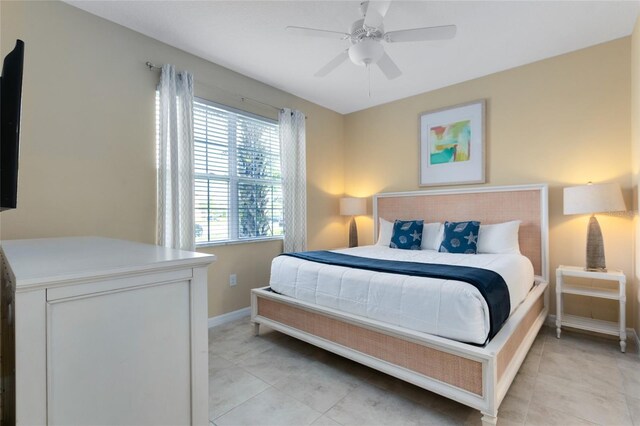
[373,184,549,280]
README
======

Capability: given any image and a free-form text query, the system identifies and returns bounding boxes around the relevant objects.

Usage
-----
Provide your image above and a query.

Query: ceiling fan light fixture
[348,38,384,66]
[291,1,455,80]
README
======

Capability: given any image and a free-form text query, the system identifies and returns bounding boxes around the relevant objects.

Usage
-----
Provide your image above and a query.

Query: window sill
[196,236,284,249]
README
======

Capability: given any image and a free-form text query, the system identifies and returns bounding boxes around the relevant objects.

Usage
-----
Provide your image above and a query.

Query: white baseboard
[545,314,556,328]
[208,306,251,328]
[546,314,640,355]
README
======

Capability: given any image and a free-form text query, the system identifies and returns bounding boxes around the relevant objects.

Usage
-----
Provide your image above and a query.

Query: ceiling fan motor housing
[350,18,383,40]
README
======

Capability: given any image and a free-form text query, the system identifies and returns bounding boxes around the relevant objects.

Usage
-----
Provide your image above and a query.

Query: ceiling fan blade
[286,26,349,40]
[363,0,391,30]
[314,50,350,77]
[377,52,401,80]
[385,25,457,43]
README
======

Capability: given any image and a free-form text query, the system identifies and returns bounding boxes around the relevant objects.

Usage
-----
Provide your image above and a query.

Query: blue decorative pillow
[439,221,480,254]
[390,220,424,250]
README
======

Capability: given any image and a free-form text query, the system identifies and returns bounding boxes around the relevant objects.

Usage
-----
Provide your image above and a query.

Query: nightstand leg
[555,271,562,339]
[620,296,626,353]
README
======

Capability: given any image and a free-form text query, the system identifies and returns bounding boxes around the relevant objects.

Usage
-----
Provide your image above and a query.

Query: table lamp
[563,182,626,272]
[340,197,366,248]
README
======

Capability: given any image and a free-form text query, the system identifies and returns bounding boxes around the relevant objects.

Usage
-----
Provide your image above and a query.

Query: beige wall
[344,39,635,328]
[0,1,345,318]
[632,16,640,336]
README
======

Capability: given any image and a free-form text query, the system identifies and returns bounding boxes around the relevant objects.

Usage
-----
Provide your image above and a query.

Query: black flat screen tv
[1,39,25,212]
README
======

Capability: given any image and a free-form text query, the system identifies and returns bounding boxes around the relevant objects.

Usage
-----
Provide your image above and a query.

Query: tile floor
[209,318,640,426]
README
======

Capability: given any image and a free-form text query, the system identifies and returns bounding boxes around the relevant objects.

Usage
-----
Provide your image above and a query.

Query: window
[193,98,283,245]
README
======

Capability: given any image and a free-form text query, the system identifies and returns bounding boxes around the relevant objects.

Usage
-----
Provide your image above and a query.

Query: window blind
[193,98,283,244]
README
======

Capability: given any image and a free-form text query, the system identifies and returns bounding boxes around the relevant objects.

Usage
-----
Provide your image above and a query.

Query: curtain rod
[146,61,293,115]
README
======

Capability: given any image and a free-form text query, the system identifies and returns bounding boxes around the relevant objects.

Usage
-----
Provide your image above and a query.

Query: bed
[251,184,549,425]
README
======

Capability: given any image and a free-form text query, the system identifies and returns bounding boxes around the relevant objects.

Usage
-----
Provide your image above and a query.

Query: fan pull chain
[367,64,371,98]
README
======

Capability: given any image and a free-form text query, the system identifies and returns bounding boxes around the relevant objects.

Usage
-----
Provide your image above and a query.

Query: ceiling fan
[286,1,457,80]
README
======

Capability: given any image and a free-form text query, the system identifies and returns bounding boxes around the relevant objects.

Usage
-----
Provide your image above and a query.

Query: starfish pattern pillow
[390,220,424,250]
[439,221,481,254]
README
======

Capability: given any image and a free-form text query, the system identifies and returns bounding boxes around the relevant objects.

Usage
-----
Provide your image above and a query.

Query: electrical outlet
[229,274,237,287]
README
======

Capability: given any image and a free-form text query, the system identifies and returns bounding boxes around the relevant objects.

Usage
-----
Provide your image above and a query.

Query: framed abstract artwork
[419,100,485,186]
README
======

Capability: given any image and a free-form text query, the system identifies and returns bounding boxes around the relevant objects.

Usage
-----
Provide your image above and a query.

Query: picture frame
[419,100,486,187]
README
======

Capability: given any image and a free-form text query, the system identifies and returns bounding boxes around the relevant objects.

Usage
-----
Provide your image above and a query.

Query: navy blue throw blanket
[281,250,510,341]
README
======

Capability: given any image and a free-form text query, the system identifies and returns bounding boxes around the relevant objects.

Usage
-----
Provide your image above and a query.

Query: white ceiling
[65,1,639,114]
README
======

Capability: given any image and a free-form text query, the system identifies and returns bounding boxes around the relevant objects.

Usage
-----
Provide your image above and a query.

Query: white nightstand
[555,265,626,352]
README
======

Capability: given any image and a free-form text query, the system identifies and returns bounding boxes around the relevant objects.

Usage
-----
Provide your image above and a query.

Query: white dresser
[0,237,215,425]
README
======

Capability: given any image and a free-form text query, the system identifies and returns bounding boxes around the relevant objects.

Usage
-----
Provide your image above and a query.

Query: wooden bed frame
[251,184,549,425]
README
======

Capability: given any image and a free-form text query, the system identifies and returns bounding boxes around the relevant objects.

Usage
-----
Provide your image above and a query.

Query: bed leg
[252,322,260,336]
[481,412,497,426]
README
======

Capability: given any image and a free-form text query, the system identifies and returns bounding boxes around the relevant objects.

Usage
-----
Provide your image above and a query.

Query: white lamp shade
[563,182,626,215]
[340,197,366,216]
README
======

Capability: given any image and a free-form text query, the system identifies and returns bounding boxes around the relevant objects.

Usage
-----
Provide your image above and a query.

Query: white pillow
[420,222,443,251]
[477,220,522,254]
[376,218,394,246]
[377,219,442,249]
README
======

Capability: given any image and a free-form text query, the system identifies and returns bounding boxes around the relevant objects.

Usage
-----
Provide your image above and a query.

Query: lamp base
[348,216,358,248]
[585,215,606,272]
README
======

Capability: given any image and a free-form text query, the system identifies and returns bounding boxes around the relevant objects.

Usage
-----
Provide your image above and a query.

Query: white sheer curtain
[279,109,307,253]
[157,64,195,251]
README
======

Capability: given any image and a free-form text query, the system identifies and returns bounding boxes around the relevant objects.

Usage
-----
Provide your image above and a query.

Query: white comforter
[269,245,534,344]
